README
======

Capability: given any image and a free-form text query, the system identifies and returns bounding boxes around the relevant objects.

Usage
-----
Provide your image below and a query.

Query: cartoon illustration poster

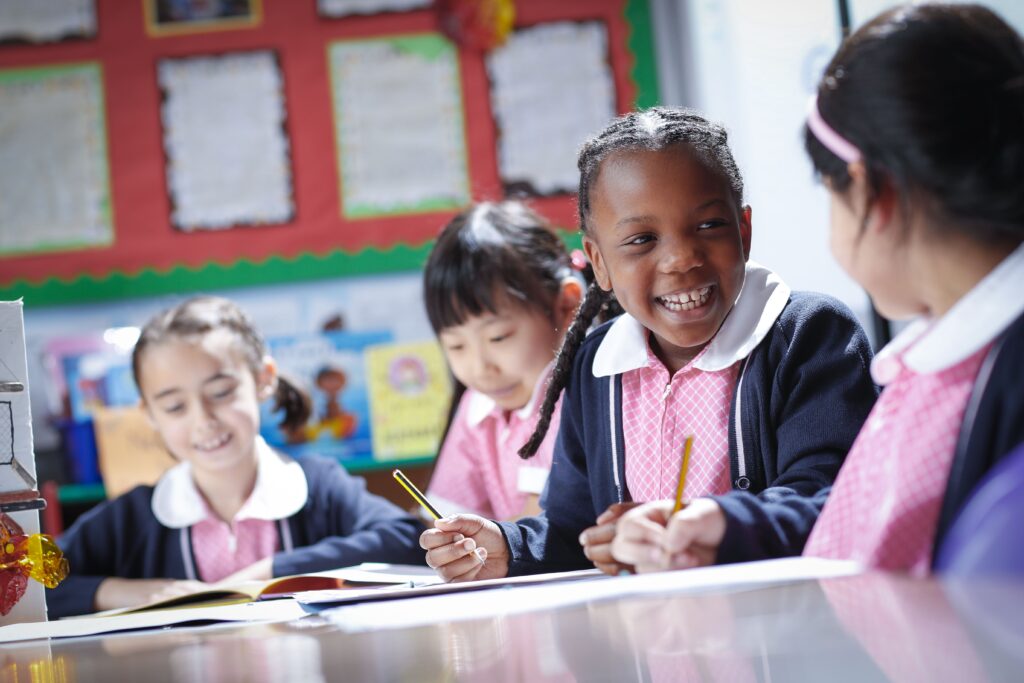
[261,330,391,462]
[366,340,451,461]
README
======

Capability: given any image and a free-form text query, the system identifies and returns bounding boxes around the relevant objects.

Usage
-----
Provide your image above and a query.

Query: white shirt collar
[592,261,791,377]
[152,437,309,528]
[872,242,1024,384]
[465,361,555,427]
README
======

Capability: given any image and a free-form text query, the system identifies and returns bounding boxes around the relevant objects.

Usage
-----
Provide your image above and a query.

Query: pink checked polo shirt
[590,261,792,503]
[152,438,307,583]
[427,364,560,520]
[805,243,1024,575]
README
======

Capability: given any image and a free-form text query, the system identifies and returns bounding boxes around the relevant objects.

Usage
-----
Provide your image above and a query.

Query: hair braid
[519,281,610,459]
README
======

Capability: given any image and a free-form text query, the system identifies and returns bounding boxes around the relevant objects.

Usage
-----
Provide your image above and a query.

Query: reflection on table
[1,571,1022,682]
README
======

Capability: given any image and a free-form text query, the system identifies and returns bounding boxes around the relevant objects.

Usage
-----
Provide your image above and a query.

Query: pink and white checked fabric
[428,382,561,521]
[622,345,738,503]
[191,499,279,583]
[804,344,990,575]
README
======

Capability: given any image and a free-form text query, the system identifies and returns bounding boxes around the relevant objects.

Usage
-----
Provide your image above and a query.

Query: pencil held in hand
[672,436,694,514]
[393,469,442,520]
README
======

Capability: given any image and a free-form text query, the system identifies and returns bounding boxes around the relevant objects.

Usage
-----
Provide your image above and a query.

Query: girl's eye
[164,404,185,415]
[212,387,235,400]
[698,219,727,230]
[489,332,511,343]
[445,344,464,353]
[625,234,654,246]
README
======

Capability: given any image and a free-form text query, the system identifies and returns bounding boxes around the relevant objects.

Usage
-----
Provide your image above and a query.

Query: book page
[486,21,617,195]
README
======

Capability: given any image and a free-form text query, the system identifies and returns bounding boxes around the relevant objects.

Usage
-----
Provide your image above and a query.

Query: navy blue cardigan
[497,292,878,574]
[714,311,1024,567]
[48,455,426,618]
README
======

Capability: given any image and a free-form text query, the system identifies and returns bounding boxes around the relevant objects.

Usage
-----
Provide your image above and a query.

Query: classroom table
[1,570,1021,682]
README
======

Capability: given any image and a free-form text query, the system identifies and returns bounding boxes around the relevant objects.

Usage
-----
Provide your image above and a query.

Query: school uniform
[805,243,1024,574]
[427,364,559,520]
[48,441,426,618]
[497,262,879,574]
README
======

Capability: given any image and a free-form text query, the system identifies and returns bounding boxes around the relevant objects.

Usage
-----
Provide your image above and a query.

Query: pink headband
[806,95,861,164]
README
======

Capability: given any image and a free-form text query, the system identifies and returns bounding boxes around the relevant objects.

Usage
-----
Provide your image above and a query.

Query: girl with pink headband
[614,3,1024,576]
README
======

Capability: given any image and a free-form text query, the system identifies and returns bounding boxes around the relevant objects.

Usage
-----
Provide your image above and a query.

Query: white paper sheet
[486,21,617,195]
[0,0,95,43]
[0,63,112,255]
[328,34,470,217]
[158,51,294,231]
[0,598,307,644]
[317,0,429,17]
[322,557,862,632]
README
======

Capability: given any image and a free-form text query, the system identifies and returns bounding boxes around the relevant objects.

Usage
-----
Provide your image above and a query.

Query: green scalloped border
[5,0,658,308]
[1,243,434,307]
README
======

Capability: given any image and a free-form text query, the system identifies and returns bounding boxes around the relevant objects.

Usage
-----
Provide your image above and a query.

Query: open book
[90,563,442,617]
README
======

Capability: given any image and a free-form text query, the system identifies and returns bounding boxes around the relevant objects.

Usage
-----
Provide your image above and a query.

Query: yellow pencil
[672,436,694,514]
[393,468,442,520]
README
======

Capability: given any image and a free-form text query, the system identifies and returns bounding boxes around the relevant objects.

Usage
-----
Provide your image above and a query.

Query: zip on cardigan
[732,358,751,490]
[610,375,623,502]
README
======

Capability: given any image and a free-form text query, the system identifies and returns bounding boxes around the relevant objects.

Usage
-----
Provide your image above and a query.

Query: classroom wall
[650,0,867,327]
[650,0,1024,338]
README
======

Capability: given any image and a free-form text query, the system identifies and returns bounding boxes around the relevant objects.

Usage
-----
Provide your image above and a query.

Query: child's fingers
[419,527,465,550]
[667,546,715,571]
[433,513,487,536]
[596,501,640,525]
[662,499,727,555]
[424,536,480,570]
[436,546,487,583]
[579,522,616,550]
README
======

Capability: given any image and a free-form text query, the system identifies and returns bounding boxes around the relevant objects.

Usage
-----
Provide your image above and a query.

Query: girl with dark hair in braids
[420,108,878,582]
[49,296,426,617]
[619,4,1024,577]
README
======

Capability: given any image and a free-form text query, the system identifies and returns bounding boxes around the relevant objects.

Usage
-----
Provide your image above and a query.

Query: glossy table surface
[2,571,1022,682]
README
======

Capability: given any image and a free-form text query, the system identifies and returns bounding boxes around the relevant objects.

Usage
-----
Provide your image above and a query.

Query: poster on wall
[317,0,429,17]
[486,21,617,196]
[0,0,96,43]
[260,330,392,463]
[143,0,261,37]
[158,50,295,232]
[328,33,470,219]
[0,62,113,257]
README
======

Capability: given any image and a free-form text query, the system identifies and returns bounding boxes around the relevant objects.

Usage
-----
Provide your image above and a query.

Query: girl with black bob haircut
[423,201,590,522]
[420,108,878,581]
[49,296,426,617]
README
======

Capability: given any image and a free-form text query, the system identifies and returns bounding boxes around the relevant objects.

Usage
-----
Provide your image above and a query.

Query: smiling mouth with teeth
[195,433,232,452]
[656,285,714,311]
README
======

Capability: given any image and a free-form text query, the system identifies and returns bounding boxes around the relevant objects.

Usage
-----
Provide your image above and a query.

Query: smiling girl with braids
[420,108,879,581]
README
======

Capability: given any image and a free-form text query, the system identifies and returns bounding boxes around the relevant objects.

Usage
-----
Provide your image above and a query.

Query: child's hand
[579,502,640,575]
[612,498,727,573]
[419,514,509,582]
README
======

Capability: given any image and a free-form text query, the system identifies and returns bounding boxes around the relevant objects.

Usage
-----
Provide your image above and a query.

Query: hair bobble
[570,249,587,272]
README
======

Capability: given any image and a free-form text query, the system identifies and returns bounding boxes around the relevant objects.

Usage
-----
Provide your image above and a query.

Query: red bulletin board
[0,0,659,305]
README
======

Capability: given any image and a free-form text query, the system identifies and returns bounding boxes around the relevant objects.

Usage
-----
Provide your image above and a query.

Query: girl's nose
[659,237,703,274]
